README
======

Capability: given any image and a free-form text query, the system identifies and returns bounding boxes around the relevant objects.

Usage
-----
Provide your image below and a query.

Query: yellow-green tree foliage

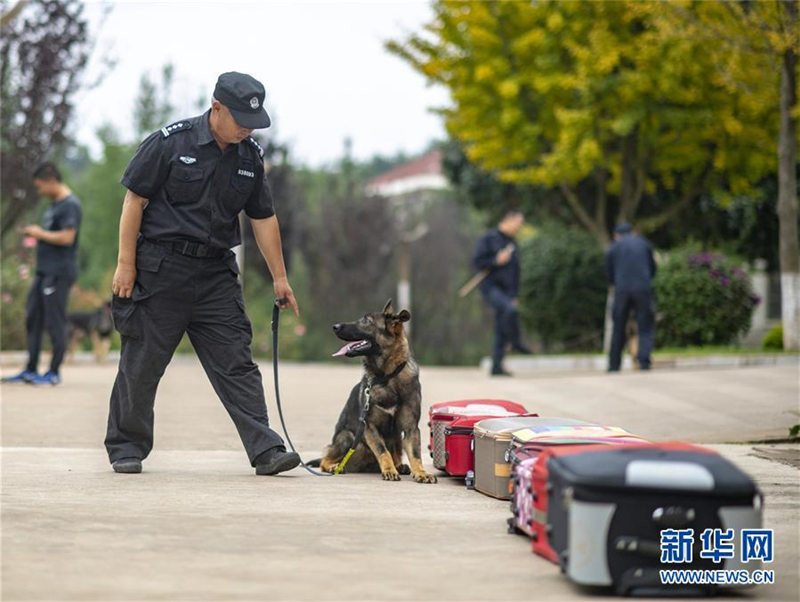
[388,1,793,245]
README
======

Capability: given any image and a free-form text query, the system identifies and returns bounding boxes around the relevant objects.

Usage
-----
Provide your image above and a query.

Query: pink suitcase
[508,424,648,537]
[427,400,528,471]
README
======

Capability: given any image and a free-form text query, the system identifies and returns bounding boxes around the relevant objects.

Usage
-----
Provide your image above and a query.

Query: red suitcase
[427,400,528,471]
[530,441,701,564]
[508,431,648,538]
[531,444,612,564]
[442,415,499,479]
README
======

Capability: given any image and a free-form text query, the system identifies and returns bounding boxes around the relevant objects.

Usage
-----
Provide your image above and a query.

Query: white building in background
[365,149,449,200]
[366,149,451,328]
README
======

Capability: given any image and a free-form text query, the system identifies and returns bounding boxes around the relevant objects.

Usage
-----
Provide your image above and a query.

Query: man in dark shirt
[105,72,300,476]
[605,222,657,371]
[472,210,531,376]
[2,163,82,386]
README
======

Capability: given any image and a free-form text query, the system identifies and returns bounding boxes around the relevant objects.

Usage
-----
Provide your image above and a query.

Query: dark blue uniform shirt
[605,234,656,291]
[472,228,520,296]
[120,110,274,250]
[36,193,82,280]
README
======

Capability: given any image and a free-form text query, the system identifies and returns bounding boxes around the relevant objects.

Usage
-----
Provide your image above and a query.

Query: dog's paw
[413,471,437,484]
[381,470,401,481]
[319,459,339,474]
[397,463,411,475]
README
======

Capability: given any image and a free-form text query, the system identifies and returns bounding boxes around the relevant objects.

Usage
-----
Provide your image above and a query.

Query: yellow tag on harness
[334,448,355,475]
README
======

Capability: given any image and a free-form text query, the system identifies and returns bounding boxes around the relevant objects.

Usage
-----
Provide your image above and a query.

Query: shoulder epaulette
[161,120,192,138]
[246,136,264,158]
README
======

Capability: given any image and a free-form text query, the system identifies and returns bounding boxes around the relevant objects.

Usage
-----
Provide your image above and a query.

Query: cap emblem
[249,97,259,109]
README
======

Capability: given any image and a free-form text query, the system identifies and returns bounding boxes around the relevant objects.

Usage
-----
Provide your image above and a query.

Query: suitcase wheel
[506,517,517,534]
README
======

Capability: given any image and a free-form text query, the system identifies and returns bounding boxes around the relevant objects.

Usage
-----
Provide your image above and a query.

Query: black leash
[271,299,332,477]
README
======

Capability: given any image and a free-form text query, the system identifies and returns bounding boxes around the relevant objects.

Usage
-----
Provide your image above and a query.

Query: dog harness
[333,361,407,475]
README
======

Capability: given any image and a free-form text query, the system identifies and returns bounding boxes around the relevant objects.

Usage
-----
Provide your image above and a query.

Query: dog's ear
[382,298,394,315]
[396,309,410,323]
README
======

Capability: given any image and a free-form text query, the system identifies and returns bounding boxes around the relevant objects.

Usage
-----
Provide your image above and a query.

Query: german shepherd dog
[316,300,437,483]
[66,300,114,363]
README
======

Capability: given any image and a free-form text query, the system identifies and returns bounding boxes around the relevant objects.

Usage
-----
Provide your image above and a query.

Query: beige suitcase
[473,417,594,499]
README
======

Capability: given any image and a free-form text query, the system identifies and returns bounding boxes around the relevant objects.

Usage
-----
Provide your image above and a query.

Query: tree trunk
[777,23,800,350]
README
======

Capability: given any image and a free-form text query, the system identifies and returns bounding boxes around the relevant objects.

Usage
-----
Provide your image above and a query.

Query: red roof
[367,149,443,187]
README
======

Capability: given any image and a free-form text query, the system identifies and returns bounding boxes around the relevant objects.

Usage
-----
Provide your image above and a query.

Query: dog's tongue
[332,341,364,357]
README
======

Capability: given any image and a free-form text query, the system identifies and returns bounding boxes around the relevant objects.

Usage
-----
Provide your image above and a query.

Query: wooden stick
[458,243,515,297]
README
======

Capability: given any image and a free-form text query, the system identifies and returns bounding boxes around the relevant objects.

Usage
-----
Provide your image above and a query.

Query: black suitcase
[546,443,763,596]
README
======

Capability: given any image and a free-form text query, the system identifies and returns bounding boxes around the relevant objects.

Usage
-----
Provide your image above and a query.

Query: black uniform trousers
[608,288,655,371]
[104,240,285,465]
[26,274,74,375]
[481,285,522,370]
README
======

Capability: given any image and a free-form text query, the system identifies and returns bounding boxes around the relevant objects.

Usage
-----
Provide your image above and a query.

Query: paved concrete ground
[1,357,798,601]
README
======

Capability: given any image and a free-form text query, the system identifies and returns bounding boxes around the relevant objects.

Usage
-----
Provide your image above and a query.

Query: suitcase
[508,425,648,537]
[547,443,763,595]
[473,417,591,500]
[442,413,541,483]
[427,400,528,471]
[510,424,648,448]
[505,420,648,536]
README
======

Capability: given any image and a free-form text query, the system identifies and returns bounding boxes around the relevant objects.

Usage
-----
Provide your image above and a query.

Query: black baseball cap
[213,72,271,129]
[614,222,633,234]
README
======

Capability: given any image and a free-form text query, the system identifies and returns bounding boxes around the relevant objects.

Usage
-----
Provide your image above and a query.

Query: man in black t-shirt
[2,163,82,386]
[104,72,301,477]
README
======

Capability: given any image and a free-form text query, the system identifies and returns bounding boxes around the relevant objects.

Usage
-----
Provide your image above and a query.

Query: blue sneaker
[28,371,61,385]
[1,369,38,383]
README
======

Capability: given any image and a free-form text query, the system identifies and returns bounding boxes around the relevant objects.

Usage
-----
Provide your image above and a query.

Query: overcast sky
[75,0,449,166]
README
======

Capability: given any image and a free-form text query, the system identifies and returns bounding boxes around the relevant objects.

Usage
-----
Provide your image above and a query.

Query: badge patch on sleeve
[237,169,255,178]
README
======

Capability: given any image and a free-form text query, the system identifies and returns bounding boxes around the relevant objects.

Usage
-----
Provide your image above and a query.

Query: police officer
[2,163,82,386]
[472,210,531,376]
[605,222,657,372]
[105,72,301,476]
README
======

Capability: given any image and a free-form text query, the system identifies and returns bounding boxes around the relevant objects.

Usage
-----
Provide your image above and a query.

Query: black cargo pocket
[165,164,204,204]
[133,253,165,301]
[111,295,139,339]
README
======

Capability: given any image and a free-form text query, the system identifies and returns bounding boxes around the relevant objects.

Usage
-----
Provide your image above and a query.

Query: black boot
[112,457,142,474]
[490,365,513,377]
[254,448,301,475]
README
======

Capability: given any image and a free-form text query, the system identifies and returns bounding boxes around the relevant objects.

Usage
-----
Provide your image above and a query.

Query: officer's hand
[274,278,299,317]
[496,247,513,266]
[112,263,137,298]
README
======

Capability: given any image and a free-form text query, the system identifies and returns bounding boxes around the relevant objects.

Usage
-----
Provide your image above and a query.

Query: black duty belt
[146,238,228,258]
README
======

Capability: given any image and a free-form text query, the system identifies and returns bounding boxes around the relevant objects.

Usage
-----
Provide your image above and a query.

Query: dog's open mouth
[332,340,372,357]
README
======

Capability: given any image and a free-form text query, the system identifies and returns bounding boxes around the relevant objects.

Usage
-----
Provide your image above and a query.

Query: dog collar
[369,361,407,388]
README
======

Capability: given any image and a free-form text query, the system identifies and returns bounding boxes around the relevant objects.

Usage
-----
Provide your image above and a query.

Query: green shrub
[518,227,607,351]
[653,249,758,347]
[1,255,36,350]
[762,324,783,350]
